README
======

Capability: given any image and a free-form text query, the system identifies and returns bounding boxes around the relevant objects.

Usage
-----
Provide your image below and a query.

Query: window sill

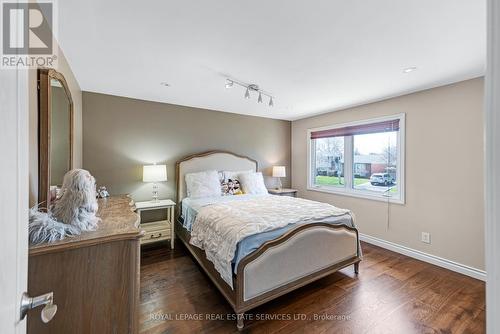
[307,186,405,205]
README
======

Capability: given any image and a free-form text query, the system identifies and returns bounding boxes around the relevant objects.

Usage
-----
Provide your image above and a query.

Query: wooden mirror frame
[38,68,74,208]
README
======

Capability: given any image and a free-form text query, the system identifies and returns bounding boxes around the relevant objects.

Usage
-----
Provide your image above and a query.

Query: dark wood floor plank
[462,309,485,334]
[365,299,439,334]
[139,241,485,334]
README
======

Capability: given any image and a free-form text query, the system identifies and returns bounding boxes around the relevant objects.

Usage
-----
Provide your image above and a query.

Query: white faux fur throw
[29,206,80,244]
[29,169,101,245]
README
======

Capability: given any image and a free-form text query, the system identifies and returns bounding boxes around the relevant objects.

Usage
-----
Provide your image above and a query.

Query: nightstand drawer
[141,220,171,244]
[142,227,171,244]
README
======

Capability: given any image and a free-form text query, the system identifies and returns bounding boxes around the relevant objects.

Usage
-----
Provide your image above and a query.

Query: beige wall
[82,92,291,202]
[292,78,485,270]
[28,45,83,207]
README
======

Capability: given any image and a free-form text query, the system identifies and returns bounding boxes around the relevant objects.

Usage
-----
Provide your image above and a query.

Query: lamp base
[151,183,159,202]
[275,178,283,191]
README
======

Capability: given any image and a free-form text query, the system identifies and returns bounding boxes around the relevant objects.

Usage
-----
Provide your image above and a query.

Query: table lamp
[272,166,286,190]
[143,164,167,202]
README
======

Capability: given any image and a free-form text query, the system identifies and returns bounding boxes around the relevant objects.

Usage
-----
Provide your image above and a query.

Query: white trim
[15,13,29,332]
[306,186,405,204]
[15,66,29,333]
[360,233,486,281]
[306,113,406,204]
[486,0,500,332]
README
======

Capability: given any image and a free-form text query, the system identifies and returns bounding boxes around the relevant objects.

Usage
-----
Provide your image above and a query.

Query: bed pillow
[223,170,253,181]
[239,172,268,195]
[185,170,222,199]
[217,171,225,183]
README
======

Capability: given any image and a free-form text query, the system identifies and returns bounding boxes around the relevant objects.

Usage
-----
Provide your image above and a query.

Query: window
[312,137,344,187]
[308,114,405,203]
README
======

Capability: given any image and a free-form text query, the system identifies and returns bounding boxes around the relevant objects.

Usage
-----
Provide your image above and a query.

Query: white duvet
[189,195,353,289]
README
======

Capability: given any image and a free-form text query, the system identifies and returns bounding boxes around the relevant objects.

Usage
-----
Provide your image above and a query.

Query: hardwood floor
[139,241,485,334]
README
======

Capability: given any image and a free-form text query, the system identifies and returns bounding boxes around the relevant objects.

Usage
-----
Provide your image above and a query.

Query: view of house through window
[309,115,404,202]
[313,137,344,187]
[353,131,398,194]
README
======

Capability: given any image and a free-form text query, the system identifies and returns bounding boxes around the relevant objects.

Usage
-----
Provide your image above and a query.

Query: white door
[0,66,30,331]
[486,0,500,332]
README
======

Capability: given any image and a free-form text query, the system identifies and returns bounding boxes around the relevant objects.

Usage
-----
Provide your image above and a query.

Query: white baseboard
[359,233,486,281]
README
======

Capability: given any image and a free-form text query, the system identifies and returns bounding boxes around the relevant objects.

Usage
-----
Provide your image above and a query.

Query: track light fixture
[225,78,274,107]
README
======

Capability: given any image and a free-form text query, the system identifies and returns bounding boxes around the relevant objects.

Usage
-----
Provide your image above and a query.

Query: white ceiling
[58,0,486,121]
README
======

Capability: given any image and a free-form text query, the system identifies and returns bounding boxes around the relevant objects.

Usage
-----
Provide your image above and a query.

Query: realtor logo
[1,1,57,68]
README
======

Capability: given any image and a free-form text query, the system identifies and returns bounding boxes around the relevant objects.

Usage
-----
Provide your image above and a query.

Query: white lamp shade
[143,165,167,182]
[272,166,286,178]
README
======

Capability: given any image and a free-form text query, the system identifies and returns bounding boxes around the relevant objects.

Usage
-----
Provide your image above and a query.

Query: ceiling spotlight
[225,79,233,88]
[269,97,274,107]
[258,92,263,103]
[244,87,250,99]
[403,67,417,73]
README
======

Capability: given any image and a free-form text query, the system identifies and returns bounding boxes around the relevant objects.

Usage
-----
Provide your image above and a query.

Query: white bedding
[188,195,353,289]
[182,194,268,231]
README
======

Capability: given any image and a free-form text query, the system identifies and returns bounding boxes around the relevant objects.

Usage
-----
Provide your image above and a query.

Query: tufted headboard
[175,151,258,210]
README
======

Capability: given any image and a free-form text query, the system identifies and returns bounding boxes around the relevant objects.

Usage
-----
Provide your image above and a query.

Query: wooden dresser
[27,195,142,334]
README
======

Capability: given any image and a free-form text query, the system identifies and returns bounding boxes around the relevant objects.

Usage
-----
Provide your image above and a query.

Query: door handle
[20,292,58,323]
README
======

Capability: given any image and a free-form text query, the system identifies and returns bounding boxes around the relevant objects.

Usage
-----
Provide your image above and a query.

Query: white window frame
[307,113,406,204]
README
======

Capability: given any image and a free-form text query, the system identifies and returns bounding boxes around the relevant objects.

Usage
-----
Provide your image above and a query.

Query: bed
[175,151,361,330]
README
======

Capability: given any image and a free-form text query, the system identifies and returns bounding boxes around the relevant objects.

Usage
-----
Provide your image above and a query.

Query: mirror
[49,79,71,186]
[38,69,73,208]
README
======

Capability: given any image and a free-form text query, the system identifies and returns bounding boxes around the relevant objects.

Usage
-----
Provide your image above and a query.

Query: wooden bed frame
[175,151,361,330]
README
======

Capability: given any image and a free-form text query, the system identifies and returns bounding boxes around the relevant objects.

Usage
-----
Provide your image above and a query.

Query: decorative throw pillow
[239,172,268,195]
[221,178,244,196]
[220,170,252,196]
[185,170,222,198]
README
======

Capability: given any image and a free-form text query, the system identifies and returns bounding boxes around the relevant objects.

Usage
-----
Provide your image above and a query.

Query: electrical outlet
[421,232,431,244]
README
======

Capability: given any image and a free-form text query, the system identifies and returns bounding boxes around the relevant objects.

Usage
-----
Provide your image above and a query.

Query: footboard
[235,223,360,311]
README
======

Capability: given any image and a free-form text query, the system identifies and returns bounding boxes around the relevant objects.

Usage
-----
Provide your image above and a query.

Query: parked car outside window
[370,173,394,186]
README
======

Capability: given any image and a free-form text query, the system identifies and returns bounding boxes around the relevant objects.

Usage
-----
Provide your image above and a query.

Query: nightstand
[267,188,298,197]
[135,199,176,248]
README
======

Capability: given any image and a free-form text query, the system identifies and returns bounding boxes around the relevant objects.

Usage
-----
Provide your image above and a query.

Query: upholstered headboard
[175,151,258,209]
